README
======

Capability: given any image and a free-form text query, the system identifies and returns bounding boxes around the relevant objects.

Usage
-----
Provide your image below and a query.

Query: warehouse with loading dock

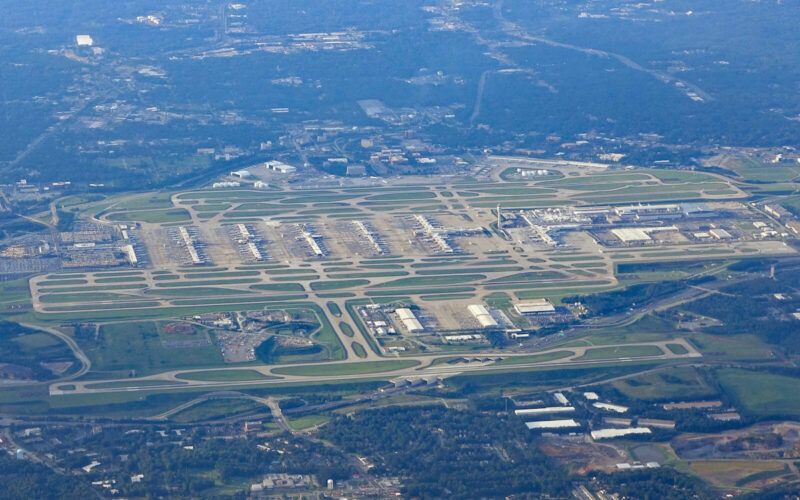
[514,299,556,315]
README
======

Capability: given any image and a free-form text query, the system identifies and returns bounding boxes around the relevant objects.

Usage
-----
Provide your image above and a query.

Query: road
[490,0,713,102]
[18,322,91,381]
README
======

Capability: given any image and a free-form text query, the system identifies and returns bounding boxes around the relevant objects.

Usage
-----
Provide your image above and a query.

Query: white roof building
[514,299,556,315]
[395,308,424,332]
[591,427,651,440]
[593,402,629,413]
[514,406,575,416]
[266,161,297,174]
[468,304,498,328]
[76,35,94,46]
[612,228,651,242]
[525,419,579,429]
[612,226,679,243]
[709,228,732,240]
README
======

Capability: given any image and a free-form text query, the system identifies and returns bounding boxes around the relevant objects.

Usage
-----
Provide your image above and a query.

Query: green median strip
[495,351,574,365]
[176,370,278,382]
[272,360,419,377]
[352,342,367,359]
[578,345,664,360]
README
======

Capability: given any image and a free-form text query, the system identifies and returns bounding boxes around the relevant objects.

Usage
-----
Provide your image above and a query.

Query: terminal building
[614,204,682,221]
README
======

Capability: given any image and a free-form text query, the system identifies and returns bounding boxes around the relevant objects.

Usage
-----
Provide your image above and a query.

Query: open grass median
[352,342,367,358]
[373,274,485,288]
[176,370,278,382]
[578,345,664,360]
[310,279,370,291]
[272,360,419,377]
[495,351,574,365]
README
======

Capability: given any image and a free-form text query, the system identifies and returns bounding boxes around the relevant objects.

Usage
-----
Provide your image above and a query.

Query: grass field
[250,283,305,292]
[666,343,689,355]
[495,351,573,365]
[288,414,331,431]
[611,367,718,401]
[351,341,367,359]
[272,360,419,377]
[106,208,190,223]
[84,380,181,390]
[111,193,174,210]
[82,321,224,377]
[149,287,253,297]
[339,322,355,338]
[717,368,800,417]
[326,301,342,316]
[310,279,370,291]
[373,274,485,288]
[39,292,136,304]
[176,370,277,382]
[171,398,265,423]
[577,345,663,360]
[690,460,789,488]
[689,333,775,361]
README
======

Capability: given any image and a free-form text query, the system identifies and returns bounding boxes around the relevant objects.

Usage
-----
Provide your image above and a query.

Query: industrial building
[525,419,579,429]
[514,299,556,315]
[395,308,424,333]
[638,418,675,430]
[593,402,629,413]
[76,34,94,46]
[590,427,652,440]
[514,406,575,416]
[468,304,498,328]
[611,226,678,243]
[764,204,791,219]
[611,228,652,243]
[266,161,297,174]
[709,228,732,240]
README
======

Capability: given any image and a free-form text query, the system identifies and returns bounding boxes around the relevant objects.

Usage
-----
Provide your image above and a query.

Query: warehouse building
[591,427,651,440]
[514,299,556,315]
[612,226,679,243]
[764,204,791,219]
[468,304,498,328]
[611,228,652,242]
[76,34,94,46]
[266,161,297,174]
[395,308,424,333]
[525,419,579,430]
[514,406,575,416]
[709,228,732,240]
